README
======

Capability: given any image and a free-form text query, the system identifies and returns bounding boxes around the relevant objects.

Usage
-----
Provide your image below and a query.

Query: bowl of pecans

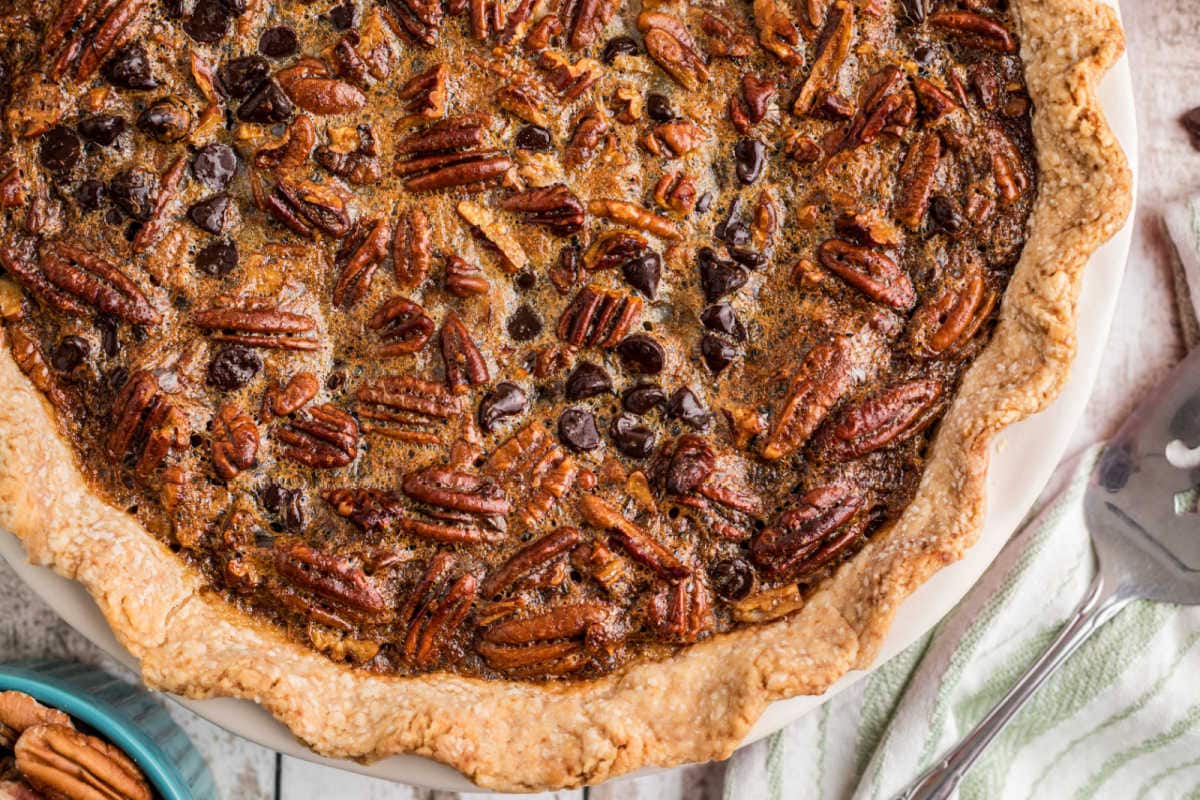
[0,660,214,800]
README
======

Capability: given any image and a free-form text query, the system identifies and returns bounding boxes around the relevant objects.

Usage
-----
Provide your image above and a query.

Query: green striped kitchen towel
[723,446,1200,799]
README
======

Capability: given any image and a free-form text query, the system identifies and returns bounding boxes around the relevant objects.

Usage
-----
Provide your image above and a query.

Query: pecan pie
[0,0,1129,789]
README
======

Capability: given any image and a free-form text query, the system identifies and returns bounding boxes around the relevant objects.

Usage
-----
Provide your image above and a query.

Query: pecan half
[653,171,698,215]
[440,311,489,392]
[393,206,432,287]
[212,403,259,480]
[929,10,1016,53]
[315,125,382,185]
[394,114,513,192]
[839,66,916,149]
[381,0,444,47]
[107,370,187,481]
[907,263,996,357]
[563,103,610,168]
[762,342,851,460]
[893,132,942,230]
[588,199,682,241]
[397,553,477,668]
[812,378,945,461]
[254,116,316,171]
[478,600,615,676]
[7,327,68,410]
[273,542,390,622]
[499,185,585,236]
[556,285,642,349]
[131,156,186,254]
[193,303,319,350]
[356,374,460,443]
[792,0,853,114]
[579,495,688,579]
[538,51,603,102]
[817,239,916,311]
[397,63,448,120]
[753,0,802,65]
[2,242,159,325]
[457,200,529,273]
[912,76,958,121]
[480,527,581,598]
[323,487,405,532]
[991,128,1030,204]
[558,0,617,49]
[643,120,707,158]
[277,58,367,115]
[584,231,648,272]
[263,177,351,239]
[16,724,152,800]
[398,465,510,543]
[368,296,435,356]
[751,484,867,577]
[700,11,756,58]
[444,256,489,297]
[570,539,631,597]
[0,693,72,750]
[730,73,776,133]
[638,11,710,91]
[333,217,391,307]
[647,575,712,642]
[484,422,578,531]
[277,403,359,467]
[263,372,320,417]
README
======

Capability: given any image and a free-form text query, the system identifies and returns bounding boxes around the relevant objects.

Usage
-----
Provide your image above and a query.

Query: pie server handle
[888,569,1130,800]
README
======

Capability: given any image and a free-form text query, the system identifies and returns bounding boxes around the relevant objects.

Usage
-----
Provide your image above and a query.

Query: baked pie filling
[0,0,1036,680]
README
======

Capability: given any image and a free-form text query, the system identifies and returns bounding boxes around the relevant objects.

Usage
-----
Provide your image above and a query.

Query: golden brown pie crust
[0,0,1129,790]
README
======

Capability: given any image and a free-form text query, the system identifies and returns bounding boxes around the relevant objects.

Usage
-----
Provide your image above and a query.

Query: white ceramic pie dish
[0,3,1137,788]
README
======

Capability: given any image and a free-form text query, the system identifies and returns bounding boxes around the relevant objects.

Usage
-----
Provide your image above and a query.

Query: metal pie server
[893,345,1200,800]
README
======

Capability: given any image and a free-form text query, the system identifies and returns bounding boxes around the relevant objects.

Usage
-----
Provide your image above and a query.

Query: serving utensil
[893,345,1200,800]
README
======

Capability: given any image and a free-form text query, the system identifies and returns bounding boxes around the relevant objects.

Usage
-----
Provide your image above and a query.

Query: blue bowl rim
[0,662,194,800]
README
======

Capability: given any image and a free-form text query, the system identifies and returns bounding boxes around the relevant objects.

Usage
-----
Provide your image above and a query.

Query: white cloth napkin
[720,208,1200,800]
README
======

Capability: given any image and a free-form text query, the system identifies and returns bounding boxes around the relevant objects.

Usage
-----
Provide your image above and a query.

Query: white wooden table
[2,2,1196,797]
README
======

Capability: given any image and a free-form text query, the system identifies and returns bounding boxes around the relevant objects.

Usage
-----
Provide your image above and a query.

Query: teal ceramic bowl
[0,659,215,800]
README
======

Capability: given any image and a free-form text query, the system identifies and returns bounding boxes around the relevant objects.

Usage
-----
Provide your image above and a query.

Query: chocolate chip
[263,483,305,531]
[700,303,746,340]
[728,247,767,269]
[258,26,299,58]
[929,195,966,235]
[137,96,193,143]
[50,336,90,371]
[646,92,673,123]
[601,35,639,64]
[478,382,527,432]
[207,345,262,390]
[188,194,231,234]
[616,334,665,375]
[196,239,238,276]
[191,143,238,190]
[506,304,543,341]
[710,557,755,601]
[610,413,655,458]
[219,0,248,15]
[38,126,80,173]
[666,388,710,429]
[565,362,612,400]
[75,179,106,211]
[184,0,231,43]
[515,270,537,290]
[219,56,271,100]
[237,79,294,124]
[622,384,666,415]
[621,252,661,299]
[324,0,355,29]
[101,43,158,90]
[734,138,766,184]
[96,316,120,357]
[700,334,737,374]
[696,192,713,213]
[77,114,127,147]
[558,408,601,452]
[515,125,553,151]
[698,248,747,302]
[326,370,346,391]
[108,167,159,220]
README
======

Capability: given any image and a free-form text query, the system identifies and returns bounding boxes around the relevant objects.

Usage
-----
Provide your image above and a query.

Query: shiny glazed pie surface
[0,0,1035,679]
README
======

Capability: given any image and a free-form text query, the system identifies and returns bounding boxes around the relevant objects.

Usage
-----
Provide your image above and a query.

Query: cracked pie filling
[0,0,1037,680]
